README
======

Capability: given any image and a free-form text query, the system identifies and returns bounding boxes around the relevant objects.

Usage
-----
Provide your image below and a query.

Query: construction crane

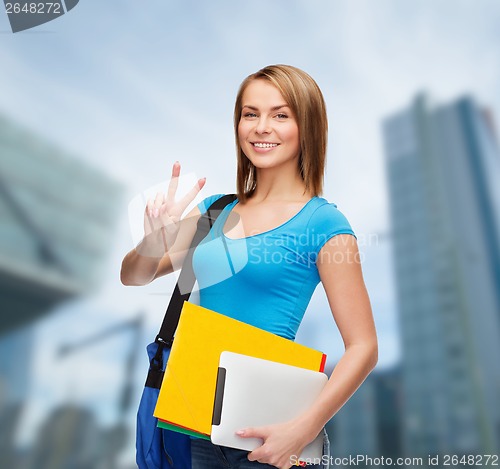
[58,314,143,469]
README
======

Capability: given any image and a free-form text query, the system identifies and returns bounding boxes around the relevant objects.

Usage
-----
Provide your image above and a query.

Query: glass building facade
[383,94,500,456]
[0,113,124,466]
[0,113,123,335]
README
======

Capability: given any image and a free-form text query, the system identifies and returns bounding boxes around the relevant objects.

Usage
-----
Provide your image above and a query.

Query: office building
[0,113,124,466]
[0,113,123,335]
[328,367,402,466]
[382,94,500,456]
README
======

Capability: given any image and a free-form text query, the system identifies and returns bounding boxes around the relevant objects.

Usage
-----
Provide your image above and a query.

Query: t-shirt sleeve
[307,202,356,256]
[196,194,226,215]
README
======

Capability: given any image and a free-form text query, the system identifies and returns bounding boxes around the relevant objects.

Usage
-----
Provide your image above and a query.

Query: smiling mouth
[252,142,279,148]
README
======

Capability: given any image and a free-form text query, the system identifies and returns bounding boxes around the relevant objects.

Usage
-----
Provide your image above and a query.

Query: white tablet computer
[211,351,328,462]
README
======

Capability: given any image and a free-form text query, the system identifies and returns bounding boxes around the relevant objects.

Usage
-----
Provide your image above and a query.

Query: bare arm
[242,234,378,468]
[293,234,378,437]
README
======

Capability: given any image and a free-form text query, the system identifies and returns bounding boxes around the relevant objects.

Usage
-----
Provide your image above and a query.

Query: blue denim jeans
[191,429,330,468]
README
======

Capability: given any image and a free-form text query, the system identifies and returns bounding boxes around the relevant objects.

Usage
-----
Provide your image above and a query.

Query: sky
[1,0,499,461]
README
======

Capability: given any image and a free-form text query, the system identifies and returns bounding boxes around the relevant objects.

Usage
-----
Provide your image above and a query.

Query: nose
[255,116,271,134]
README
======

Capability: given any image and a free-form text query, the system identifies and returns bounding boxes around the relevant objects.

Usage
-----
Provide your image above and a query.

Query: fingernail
[236,430,244,436]
[154,208,159,217]
[175,160,180,165]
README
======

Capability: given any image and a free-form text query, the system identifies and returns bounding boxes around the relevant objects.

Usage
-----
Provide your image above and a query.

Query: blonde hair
[234,64,328,202]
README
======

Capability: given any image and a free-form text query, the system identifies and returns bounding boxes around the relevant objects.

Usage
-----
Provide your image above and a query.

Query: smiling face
[238,79,300,172]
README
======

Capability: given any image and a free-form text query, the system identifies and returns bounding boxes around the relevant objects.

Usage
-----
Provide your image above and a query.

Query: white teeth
[253,143,278,148]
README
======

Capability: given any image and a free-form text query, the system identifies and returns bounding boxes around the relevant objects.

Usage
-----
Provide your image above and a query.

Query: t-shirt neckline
[221,196,319,241]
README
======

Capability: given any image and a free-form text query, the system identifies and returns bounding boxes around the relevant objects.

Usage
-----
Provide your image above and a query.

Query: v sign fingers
[154,192,164,213]
[166,161,180,204]
[177,177,206,215]
[140,162,206,258]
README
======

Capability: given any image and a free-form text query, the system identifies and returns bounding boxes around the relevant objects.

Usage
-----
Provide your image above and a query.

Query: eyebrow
[242,104,290,111]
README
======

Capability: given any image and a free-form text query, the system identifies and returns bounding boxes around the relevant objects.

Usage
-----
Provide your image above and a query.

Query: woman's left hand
[236,420,314,469]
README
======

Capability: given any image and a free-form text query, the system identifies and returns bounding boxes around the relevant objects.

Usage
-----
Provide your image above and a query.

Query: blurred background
[0,1,499,467]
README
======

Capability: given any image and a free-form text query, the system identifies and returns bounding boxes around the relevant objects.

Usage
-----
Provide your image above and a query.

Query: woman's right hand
[138,161,206,257]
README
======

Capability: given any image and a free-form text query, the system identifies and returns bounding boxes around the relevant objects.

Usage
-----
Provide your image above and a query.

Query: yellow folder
[153,302,327,437]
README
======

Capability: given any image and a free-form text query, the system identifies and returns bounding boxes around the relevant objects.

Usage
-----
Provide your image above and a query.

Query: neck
[250,162,312,203]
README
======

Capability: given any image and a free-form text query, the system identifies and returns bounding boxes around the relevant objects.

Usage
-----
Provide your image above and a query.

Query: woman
[121,65,377,469]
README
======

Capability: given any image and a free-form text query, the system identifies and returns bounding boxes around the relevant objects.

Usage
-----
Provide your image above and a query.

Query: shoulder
[308,198,355,233]
[306,197,357,254]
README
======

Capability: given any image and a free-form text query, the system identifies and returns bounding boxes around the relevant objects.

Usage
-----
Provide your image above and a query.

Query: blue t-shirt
[193,194,355,341]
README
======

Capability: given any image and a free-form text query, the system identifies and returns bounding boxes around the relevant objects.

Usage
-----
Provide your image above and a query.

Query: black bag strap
[146,194,237,388]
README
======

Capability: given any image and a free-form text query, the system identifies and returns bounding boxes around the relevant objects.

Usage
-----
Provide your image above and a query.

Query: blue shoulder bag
[136,194,237,469]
